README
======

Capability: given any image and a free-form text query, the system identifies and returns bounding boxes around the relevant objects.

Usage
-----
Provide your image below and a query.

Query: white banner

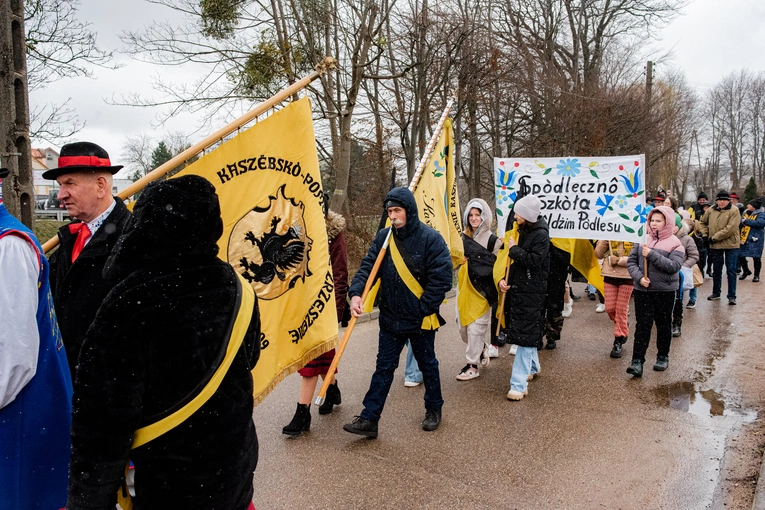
[494,155,647,243]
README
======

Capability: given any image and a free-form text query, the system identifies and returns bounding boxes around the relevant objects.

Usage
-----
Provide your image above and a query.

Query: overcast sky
[28,0,765,174]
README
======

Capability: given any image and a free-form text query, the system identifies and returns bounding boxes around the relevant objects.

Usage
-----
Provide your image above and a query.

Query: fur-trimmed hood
[463,198,494,250]
[325,209,346,241]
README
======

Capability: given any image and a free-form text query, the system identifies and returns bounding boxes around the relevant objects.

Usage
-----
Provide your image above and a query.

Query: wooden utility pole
[0,0,35,228]
[644,60,654,192]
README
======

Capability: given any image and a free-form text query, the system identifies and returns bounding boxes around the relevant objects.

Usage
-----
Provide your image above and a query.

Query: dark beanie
[385,198,406,210]
[697,191,708,200]
[716,190,730,200]
[750,198,763,210]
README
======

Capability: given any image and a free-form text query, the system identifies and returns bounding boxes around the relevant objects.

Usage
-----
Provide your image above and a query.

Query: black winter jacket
[504,218,551,347]
[49,198,130,378]
[349,187,453,335]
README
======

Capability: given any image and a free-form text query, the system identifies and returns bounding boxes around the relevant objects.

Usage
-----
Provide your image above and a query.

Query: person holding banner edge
[626,206,685,376]
[344,187,452,437]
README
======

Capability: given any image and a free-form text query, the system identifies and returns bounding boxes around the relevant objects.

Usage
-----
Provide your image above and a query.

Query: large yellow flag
[175,98,337,405]
[413,118,463,266]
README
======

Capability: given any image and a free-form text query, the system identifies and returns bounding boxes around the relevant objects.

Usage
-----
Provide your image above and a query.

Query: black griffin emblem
[240,216,305,284]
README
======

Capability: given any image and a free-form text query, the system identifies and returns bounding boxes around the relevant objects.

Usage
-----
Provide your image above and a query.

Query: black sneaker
[754,276,760,282]
[545,339,557,350]
[422,408,442,431]
[707,294,721,301]
[343,416,378,438]
[653,356,669,371]
[728,298,736,305]
[671,324,681,337]
[626,359,643,377]
[686,300,696,309]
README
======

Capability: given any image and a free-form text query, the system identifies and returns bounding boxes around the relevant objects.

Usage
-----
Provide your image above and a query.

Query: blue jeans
[404,340,422,383]
[360,329,443,422]
[509,346,540,393]
[710,248,740,299]
[688,287,697,303]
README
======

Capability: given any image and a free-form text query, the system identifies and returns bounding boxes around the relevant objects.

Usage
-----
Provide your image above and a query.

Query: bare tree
[25,0,118,142]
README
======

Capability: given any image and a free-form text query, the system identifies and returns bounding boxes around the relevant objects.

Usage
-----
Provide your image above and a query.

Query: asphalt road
[252,278,765,509]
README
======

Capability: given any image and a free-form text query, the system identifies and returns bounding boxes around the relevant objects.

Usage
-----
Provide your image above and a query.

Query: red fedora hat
[42,141,123,180]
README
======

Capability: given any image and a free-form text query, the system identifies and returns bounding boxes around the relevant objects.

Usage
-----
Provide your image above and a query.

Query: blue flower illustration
[595,194,614,216]
[556,158,581,177]
[619,167,642,197]
[634,204,649,224]
[497,189,517,205]
[614,195,629,208]
[496,169,517,189]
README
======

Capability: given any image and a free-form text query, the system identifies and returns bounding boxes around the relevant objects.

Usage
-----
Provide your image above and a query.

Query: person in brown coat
[698,190,741,305]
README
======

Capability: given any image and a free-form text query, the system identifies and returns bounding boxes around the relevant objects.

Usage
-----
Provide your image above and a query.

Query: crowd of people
[2,140,762,508]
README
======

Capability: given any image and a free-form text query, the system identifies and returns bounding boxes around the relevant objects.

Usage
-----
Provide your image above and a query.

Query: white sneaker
[456,364,480,381]
[595,303,606,313]
[404,379,422,387]
[480,345,490,367]
[487,344,499,358]
[508,344,518,355]
[562,301,573,318]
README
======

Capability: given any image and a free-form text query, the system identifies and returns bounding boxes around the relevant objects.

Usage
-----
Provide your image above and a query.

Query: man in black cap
[44,141,131,379]
[343,187,452,437]
[698,190,741,305]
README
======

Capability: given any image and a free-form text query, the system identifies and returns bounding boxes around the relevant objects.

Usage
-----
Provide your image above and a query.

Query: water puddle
[654,382,757,422]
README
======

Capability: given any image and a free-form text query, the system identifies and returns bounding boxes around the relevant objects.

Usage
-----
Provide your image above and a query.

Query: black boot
[422,408,442,431]
[671,324,681,337]
[610,337,624,358]
[653,355,669,371]
[626,359,643,377]
[282,403,311,436]
[545,339,557,350]
[343,416,378,438]
[318,382,341,415]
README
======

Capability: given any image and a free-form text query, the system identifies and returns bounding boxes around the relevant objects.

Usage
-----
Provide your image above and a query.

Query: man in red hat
[45,141,131,380]
[729,192,744,215]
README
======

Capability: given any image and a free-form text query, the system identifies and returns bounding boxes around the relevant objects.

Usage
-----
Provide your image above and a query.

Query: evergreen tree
[151,141,174,170]
[745,176,758,204]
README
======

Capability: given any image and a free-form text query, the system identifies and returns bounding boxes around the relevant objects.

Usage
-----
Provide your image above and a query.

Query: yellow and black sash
[741,211,756,244]
[458,234,498,326]
[388,235,445,330]
[117,272,255,510]
[364,232,445,330]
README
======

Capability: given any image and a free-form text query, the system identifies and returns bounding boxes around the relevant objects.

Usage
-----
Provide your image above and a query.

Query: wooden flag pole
[314,94,456,406]
[495,251,512,336]
[41,57,337,254]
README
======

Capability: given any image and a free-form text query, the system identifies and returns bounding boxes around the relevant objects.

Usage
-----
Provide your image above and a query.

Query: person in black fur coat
[67,175,260,510]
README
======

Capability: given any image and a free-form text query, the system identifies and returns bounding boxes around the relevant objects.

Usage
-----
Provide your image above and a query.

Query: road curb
[753,452,765,510]
[352,288,456,323]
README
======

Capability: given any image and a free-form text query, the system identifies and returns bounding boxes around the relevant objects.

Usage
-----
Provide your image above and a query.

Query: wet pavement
[252,277,765,509]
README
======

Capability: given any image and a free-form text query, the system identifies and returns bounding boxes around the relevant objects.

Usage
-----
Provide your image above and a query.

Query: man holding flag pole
[344,187,452,437]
